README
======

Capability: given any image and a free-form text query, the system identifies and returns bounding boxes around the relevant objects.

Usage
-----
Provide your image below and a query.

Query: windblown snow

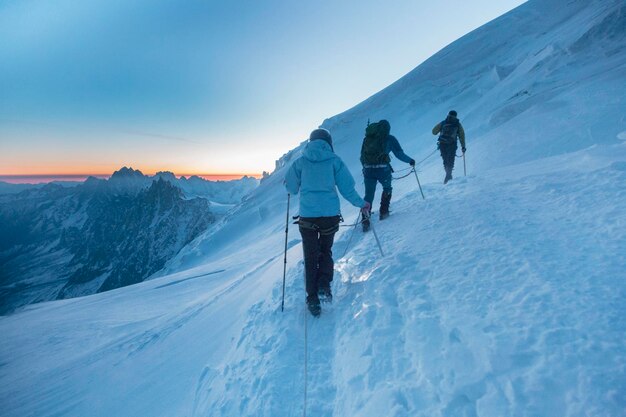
[1,0,625,416]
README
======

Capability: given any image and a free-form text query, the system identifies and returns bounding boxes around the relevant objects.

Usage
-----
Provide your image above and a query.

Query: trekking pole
[342,212,361,258]
[364,212,385,257]
[463,153,467,176]
[413,168,426,200]
[303,300,309,417]
[281,194,290,312]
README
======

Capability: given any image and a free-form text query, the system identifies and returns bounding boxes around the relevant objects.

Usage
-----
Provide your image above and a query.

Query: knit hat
[378,119,391,135]
[309,128,333,147]
[448,110,458,117]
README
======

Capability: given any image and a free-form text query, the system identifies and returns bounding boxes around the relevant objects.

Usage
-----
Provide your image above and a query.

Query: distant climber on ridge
[360,119,415,232]
[285,128,370,317]
[432,110,466,184]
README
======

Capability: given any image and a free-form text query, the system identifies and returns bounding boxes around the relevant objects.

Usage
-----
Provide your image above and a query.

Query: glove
[409,159,416,167]
[361,201,371,216]
[462,147,466,153]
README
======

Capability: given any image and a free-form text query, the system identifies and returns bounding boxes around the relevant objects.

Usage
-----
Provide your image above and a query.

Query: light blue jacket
[285,140,366,217]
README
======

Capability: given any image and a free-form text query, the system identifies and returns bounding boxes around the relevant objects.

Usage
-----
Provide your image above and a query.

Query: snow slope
[1,145,624,417]
[1,0,625,416]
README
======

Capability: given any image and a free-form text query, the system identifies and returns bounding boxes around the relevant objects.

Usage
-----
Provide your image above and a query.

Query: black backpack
[361,122,391,165]
[438,118,459,145]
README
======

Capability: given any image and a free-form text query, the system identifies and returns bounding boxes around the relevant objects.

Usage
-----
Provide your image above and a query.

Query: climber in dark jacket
[432,110,466,184]
[360,119,415,231]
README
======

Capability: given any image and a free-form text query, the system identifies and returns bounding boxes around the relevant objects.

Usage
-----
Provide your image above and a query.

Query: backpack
[361,122,391,165]
[438,118,459,145]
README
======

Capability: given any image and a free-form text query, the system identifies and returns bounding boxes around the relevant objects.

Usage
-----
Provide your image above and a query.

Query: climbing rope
[392,168,426,198]
[393,166,413,174]
[339,216,366,228]
[415,148,439,166]
[342,212,362,257]
[392,169,416,180]
[392,148,439,181]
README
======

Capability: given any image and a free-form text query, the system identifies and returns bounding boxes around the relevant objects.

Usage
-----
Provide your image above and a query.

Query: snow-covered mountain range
[109,167,259,205]
[1,1,624,416]
[0,168,258,314]
[0,167,259,204]
[0,181,81,195]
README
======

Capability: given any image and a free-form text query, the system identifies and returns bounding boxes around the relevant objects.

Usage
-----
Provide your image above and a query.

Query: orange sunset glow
[0,162,262,184]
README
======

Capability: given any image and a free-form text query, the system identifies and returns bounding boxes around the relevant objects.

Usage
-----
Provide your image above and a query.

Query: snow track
[186,146,626,417]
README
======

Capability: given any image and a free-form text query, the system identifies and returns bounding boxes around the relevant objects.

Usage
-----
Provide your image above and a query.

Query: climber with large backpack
[432,110,466,184]
[360,119,415,232]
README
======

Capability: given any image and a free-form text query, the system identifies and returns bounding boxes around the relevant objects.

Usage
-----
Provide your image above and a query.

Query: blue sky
[0,0,525,177]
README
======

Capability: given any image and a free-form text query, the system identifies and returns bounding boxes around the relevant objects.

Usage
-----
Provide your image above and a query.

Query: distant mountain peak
[155,171,177,182]
[110,166,145,180]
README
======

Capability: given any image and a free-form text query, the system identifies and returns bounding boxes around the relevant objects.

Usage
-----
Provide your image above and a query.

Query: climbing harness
[296,219,339,236]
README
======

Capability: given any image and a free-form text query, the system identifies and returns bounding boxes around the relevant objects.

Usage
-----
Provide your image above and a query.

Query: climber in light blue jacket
[285,128,370,317]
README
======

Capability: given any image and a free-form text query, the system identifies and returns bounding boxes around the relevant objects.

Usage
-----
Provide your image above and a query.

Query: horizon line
[0,173,263,184]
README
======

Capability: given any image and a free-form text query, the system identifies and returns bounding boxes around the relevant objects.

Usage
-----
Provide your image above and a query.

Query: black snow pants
[439,141,458,173]
[298,216,340,302]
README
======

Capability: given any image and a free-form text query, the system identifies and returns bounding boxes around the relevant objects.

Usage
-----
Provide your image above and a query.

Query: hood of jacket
[303,139,336,162]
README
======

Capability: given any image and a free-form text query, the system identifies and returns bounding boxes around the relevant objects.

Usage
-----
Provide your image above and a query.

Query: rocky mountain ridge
[0,173,218,314]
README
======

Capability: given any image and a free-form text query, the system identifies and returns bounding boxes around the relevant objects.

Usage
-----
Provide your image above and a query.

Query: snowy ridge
[320,0,625,176]
[1,0,625,416]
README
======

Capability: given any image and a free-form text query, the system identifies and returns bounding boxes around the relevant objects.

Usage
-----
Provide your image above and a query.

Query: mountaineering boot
[379,191,392,220]
[307,295,321,317]
[444,166,453,184]
[318,287,332,304]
